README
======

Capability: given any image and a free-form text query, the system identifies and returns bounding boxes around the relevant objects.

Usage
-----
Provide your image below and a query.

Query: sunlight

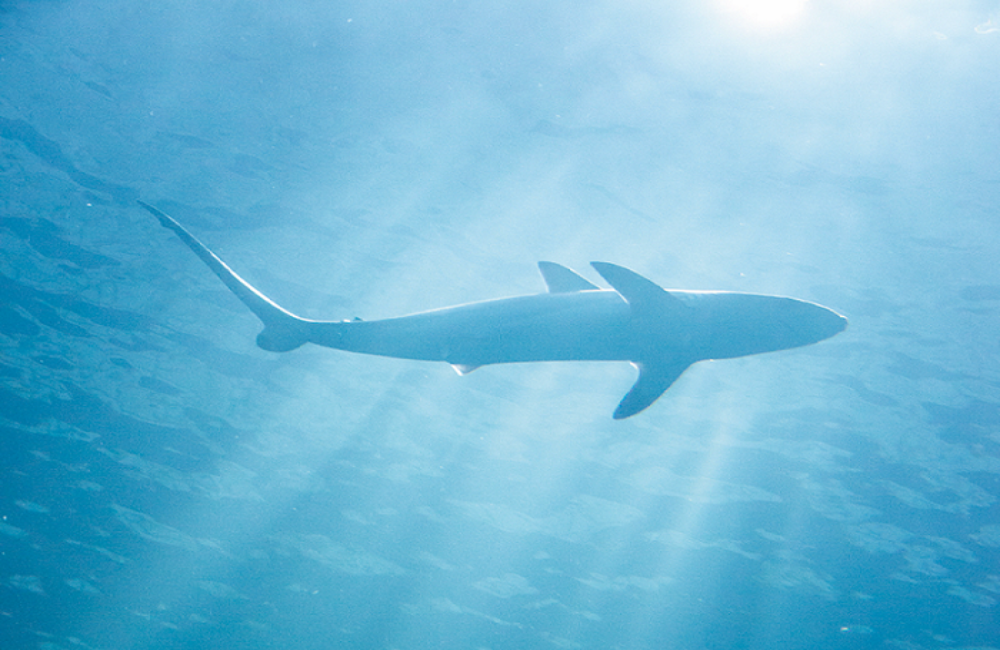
[716,0,808,30]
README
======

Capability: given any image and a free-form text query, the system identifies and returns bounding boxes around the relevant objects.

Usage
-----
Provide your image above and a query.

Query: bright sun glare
[716,0,807,30]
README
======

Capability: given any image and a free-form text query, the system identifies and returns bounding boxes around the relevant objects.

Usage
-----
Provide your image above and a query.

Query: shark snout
[826,308,849,334]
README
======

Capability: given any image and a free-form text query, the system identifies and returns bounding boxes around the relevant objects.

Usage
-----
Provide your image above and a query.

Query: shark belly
[306,290,635,365]
[138,201,847,419]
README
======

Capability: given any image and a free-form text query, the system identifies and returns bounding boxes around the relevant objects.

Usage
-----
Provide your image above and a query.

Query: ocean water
[2,2,998,649]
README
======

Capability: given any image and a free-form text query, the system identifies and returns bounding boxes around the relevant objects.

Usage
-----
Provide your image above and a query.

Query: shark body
[139,201,847,419]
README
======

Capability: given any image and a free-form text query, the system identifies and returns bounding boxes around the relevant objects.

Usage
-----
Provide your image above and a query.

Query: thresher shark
[139,201,846,419]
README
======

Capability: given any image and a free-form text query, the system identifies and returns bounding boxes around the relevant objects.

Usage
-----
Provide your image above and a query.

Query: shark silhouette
[139,201,847,419]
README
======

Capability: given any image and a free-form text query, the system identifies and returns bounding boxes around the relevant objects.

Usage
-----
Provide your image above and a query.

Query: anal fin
[614,361,692,419]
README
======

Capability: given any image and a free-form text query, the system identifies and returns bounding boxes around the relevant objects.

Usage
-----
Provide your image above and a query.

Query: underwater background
[2,1,999,649]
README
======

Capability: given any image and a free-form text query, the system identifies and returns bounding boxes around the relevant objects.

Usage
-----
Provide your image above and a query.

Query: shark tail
[138,201,310,352]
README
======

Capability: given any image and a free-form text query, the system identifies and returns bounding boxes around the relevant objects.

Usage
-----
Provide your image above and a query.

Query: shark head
[686,292,847,360]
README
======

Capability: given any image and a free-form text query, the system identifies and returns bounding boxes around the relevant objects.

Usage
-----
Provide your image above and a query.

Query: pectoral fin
[614,361,692,419]
[591,262,673,305]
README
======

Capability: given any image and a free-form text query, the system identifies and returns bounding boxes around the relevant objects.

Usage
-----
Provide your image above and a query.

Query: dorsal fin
[538,262,599,293]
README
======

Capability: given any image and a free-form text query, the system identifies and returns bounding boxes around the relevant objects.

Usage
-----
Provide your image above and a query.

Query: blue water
[2,2,998,649]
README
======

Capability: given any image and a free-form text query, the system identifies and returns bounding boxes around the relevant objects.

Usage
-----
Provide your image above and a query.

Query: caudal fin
[138,201,309,352]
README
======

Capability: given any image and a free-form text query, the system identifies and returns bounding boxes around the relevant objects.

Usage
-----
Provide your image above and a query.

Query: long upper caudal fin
[615,361,691,419]
[538,261,599,293]
[138,201,308,352]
